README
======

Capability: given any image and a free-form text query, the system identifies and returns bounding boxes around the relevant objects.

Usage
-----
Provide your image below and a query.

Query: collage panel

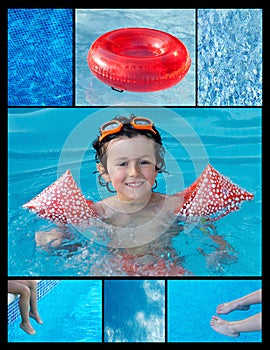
[8,107,261,278]
[8,9,73,107]
[8,279,102,343]
[104,279,165,342]
[75,8,195,106]
[197,8,262,106]
[167,279,262,343]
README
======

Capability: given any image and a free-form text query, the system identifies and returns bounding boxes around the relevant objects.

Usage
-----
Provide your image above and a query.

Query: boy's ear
[96,163,111,182]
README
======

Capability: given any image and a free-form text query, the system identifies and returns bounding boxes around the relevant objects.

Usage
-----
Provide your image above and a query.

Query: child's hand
[35,229,64,247]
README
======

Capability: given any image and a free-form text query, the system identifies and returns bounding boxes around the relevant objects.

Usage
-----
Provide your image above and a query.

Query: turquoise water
[8,280,102,342]
[104,280,165,342]
[75,9,195,106]
[168,279,262,342]
[8,107,261,276]
[198,9,262,106]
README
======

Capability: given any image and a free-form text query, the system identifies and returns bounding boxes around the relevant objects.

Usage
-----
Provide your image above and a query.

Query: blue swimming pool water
[168,279,262,343]
[75,9,195,106]
[197,9,262,106]
[8,107,261,276]
[8,8,73,106]
[8,280,102,342]
[104,280,165,342]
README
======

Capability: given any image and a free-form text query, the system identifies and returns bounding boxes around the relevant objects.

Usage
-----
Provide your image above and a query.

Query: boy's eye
[139,160,150,165]
[118,162,128,167]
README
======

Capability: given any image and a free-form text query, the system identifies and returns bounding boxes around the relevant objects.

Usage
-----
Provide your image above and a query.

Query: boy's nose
[128,162,139,177]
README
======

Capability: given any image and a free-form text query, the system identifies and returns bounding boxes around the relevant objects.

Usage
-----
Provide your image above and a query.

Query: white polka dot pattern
[22,169,96,226]
[175,164,254,221]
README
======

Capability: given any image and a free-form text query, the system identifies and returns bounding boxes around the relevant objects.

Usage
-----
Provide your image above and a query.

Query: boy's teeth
[127,182,142,187]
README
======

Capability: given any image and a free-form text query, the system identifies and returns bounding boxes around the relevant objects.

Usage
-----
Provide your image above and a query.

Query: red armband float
[23,170,96,226]
[175,164,254,221]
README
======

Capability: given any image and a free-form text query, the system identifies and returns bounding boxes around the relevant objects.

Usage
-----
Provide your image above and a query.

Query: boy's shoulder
[90,196,117,218]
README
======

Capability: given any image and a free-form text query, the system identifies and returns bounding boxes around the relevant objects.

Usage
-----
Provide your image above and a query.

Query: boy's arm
[35,226,69,248]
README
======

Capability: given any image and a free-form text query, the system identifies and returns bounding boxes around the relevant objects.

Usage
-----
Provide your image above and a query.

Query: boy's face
[99,135,158,202]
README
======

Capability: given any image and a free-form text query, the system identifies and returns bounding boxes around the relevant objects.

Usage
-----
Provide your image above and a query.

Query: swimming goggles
[98,116,157,142]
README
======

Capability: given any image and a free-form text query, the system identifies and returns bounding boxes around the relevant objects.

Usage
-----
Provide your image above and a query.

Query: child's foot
[216,301,250,314]
[29,311,43,325]
[20,322,36,335]
[210,316,240,337]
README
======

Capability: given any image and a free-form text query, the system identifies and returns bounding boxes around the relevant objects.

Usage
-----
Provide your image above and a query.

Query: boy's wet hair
[92,114,166,174]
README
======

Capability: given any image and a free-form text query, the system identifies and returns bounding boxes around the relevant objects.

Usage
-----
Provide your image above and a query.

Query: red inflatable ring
[87,27,191,92]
